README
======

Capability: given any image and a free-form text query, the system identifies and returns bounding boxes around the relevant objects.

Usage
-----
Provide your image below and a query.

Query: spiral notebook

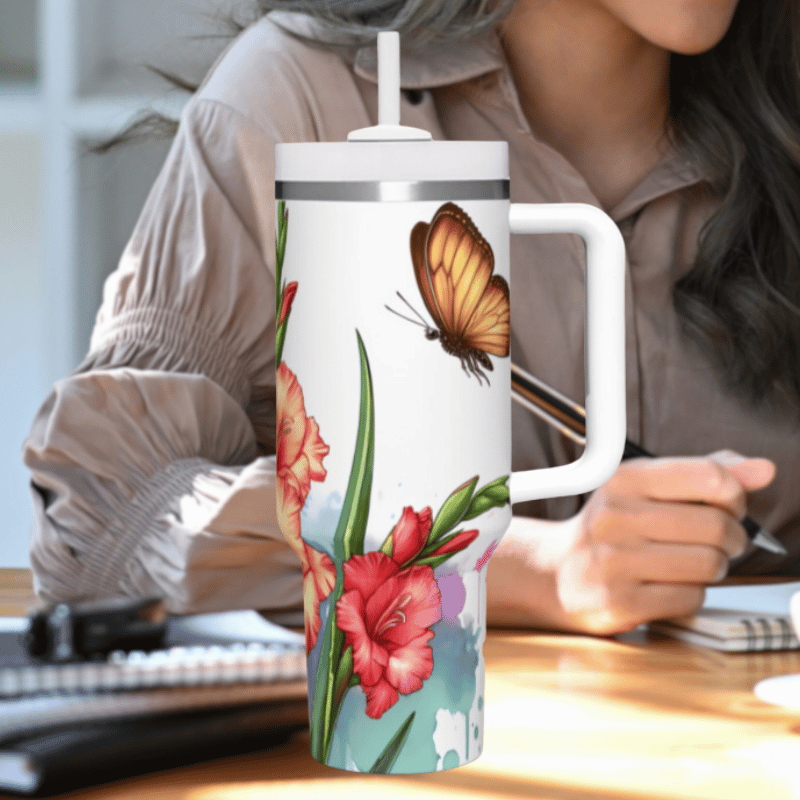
[648,581,800,652]
[0,610,310,795]
[0,610,308,738]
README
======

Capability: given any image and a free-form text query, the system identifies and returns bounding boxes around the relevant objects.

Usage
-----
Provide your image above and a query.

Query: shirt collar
[353,32,505,89]
[608,146,707,222]
[268,10,506,89]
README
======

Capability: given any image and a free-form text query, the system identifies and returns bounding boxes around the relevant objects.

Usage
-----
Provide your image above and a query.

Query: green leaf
[332,330,375,564]
[412,551,462,570]
[461,475,510,521]
[476,474,510,492]
[315,331,376,764]
[369,712,416,774]
[325,643,356,745]
[321,605,347,763]
[309,588,341,761]
[461,494,495,521]
[487,484,511,500]
[486,487,510,505]
[333,645,354,709]
[378,532,393,557]
[428,476,478,544]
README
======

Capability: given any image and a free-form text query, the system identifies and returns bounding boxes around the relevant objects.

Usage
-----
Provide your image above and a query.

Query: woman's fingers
[609,457,746,517]
[611,540,731,583]
[606,453,776,520]
[584,494,747,557]
[551,451,779,635]
[708,449,776,491]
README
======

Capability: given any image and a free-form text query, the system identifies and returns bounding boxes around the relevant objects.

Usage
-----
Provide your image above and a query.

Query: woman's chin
[644,3,740,56]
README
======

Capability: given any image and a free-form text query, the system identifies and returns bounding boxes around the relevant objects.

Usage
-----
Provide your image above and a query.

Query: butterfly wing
[423,203,496,335]
[410,220,446,330]
[462,274,510,356]
[415,203,510,356]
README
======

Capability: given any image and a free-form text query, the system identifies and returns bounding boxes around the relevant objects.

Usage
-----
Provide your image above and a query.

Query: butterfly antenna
[385,303,426,328]
[395,292,429,326]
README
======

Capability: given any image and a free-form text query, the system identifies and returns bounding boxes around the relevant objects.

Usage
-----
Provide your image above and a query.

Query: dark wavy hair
[255,0,515,47]
[108,0,800,412]
[669,0,800,413]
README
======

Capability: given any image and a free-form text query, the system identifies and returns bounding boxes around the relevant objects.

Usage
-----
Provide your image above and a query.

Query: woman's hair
[670,0,800,413]
[108,0,800,413]
[93,0,516,149]
[253,0,517,48]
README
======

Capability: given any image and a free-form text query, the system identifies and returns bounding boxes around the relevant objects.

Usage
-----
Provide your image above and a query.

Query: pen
[510,362,787,556]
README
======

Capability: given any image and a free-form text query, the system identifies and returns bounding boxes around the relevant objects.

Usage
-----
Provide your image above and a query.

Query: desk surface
[4,568,800,800]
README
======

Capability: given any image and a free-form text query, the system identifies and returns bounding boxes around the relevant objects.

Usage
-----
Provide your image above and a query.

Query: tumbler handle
[508,203,626,502]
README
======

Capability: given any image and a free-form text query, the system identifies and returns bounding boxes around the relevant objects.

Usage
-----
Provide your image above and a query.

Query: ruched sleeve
[23,44,320,615]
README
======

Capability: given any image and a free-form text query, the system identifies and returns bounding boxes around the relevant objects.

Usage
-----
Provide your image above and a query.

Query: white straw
[377,31,400,127]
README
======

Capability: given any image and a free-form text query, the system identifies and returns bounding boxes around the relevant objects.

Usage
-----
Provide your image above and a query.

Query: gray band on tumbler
[274,180,510,202]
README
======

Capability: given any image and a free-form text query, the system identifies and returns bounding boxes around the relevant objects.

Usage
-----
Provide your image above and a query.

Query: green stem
[309,588,340,760]
[333,331,375,564]
[320,600,346,762]
[275,319,288,365]
[312,331,376,764]
[274,200,288,352]
[369,712,416,774]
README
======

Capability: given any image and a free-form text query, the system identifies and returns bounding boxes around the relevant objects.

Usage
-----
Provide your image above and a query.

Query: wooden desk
[3,569,800,800]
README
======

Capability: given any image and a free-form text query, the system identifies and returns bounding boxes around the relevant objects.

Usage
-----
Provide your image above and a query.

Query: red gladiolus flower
[389,506,433,566]
[276,361,333,653]
[427,529,479,559]
[302,542,336,655]
[278,281,298,327]
[336,551,442,719]
[276,361,329,553]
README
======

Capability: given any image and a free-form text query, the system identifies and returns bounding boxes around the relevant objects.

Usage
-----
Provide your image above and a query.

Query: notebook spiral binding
[0,642,306,698]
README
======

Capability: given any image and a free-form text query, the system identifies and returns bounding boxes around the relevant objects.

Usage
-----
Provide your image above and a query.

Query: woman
[23,0,800,636]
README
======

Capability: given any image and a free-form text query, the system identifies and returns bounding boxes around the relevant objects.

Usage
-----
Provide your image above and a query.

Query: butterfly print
[387,202,510,385]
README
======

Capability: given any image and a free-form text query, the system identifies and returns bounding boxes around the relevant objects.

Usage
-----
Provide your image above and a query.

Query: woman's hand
[486,451,776,635]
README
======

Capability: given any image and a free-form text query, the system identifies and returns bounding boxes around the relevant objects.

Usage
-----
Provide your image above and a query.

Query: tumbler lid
[275,31,507,184]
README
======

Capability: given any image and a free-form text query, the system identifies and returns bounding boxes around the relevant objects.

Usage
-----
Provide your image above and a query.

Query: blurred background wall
[0,0,252,566]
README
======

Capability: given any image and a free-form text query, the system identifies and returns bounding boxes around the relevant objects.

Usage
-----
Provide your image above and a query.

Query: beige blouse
[23,13,800,616]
